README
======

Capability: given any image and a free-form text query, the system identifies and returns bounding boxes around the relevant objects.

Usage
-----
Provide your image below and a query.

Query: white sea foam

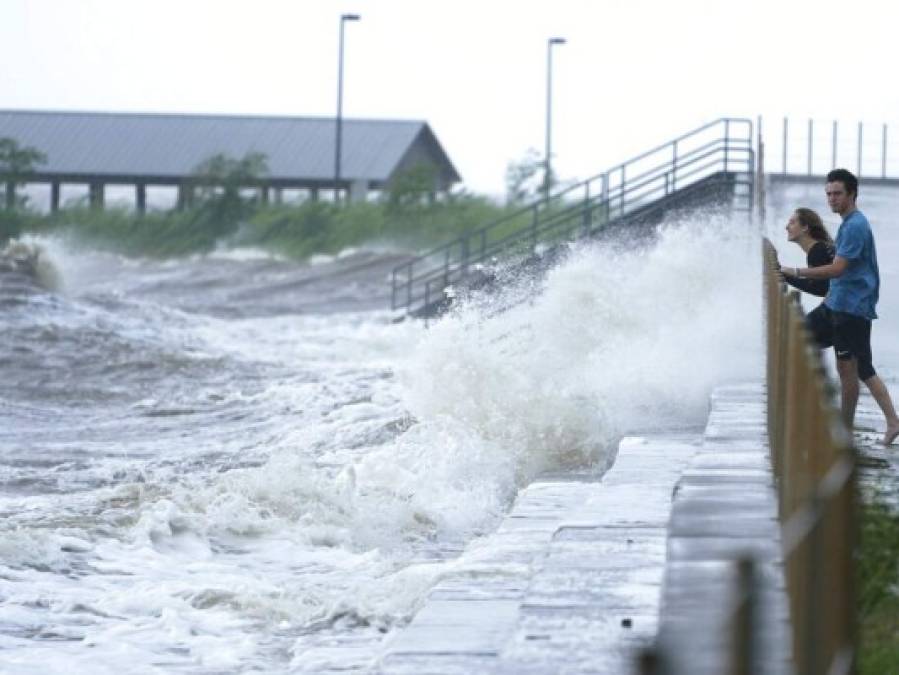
[403,213,763,485]
[1,235,63,290]
[148,212,764,628]
[205,245,288,262]
[307,253,336,265]
[0,211,766,672]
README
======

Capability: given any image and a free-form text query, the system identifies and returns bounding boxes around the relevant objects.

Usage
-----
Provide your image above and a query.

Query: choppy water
[2,195,861,673]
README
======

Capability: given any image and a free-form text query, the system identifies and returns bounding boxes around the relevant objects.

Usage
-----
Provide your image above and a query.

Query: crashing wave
[0,239,61,291]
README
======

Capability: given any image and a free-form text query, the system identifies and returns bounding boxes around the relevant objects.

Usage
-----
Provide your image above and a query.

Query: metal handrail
[404,191,612,308]
[399,165,751,313]
[392,117,754,315]
[396,135,751,290]
[405,200,603,311]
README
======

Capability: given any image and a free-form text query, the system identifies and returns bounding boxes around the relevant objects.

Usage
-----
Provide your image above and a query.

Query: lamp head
[342,13,361,21]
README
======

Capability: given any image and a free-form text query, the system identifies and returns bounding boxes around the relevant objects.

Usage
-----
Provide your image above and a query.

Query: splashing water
[404,213,763,484]
[0,212,763,672]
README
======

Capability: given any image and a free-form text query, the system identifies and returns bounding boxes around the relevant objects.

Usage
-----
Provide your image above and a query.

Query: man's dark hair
[826,168,858,198]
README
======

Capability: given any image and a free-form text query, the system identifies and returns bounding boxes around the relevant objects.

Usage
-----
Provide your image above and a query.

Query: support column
[260,185,269,205]
[89,182,105,209]
[782,117,788,174]
[5,182,15,210]
[136,183,147,215]
[274,187,283,204]
[308,187,319,202]
[857,122,863,177]
[349,179,368,203]
[51,181,61,213]
[177,184,194,210]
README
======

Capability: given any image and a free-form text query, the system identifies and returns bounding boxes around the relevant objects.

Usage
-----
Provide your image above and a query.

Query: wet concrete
[376,382,794,674]
[304,380,894,673]
[377,434,700,674]
[653,383,792,675]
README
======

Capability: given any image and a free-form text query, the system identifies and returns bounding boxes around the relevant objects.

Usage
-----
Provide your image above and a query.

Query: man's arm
[781,256,849,280]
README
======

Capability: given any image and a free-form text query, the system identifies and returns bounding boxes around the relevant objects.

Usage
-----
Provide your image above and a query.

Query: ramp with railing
[391,118,755,318]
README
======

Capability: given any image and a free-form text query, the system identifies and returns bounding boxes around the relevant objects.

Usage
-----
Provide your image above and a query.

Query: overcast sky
[3,0,898,196]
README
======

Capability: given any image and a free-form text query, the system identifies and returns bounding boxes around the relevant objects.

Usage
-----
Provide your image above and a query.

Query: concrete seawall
[296,380,896,673]
[374,382,791,674]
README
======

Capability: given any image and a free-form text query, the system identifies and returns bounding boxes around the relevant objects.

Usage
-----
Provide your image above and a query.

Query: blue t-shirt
[824,209,879,319]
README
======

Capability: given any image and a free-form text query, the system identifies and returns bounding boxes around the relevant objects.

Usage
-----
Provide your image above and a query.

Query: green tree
[190,151,269,216]
[504,148,543,205]
[385,164,439,210]
[0,137,47,209]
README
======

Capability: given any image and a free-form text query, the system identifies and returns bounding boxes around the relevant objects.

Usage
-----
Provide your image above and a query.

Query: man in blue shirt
[781,168,899,445]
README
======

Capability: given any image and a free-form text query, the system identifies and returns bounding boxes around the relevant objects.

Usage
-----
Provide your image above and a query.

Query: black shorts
[806,303,876,380]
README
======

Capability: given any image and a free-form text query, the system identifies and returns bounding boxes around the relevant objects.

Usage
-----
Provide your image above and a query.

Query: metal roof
[0,110,461,186]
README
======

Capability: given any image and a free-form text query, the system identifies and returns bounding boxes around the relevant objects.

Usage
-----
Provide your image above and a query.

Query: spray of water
[0,213,766,671]
[401,212,763,489]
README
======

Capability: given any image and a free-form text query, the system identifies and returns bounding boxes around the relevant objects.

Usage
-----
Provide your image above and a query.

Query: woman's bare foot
[882,421,899,446]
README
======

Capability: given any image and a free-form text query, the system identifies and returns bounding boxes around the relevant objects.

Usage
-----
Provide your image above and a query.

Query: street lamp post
[544,36,566,201]
[335,13,360,203]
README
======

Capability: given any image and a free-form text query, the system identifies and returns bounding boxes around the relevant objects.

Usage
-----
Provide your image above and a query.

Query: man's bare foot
[882,421,899,446]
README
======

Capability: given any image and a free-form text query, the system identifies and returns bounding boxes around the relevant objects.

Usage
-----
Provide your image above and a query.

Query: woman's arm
[782,257,848,280]
[780,242,833,296]
[783,274,828,296]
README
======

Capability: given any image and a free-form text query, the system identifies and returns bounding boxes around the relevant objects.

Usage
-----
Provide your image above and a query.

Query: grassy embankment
[858,483,899,674]
[0,194,542,260]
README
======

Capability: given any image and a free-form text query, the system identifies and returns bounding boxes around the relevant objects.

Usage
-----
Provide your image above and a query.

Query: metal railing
[391,118,755,316]
[763,238,857,675]
[770,117,899,179]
